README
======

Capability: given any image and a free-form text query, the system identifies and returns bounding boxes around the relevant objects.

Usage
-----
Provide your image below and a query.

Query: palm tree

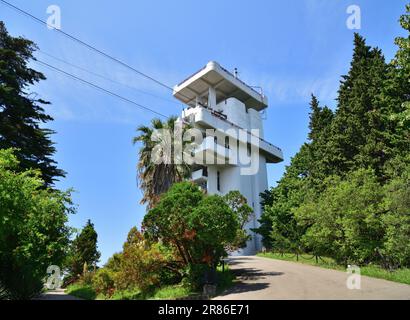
[133,116,192,209]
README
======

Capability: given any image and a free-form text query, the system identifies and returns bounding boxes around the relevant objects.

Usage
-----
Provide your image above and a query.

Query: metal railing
[188,105,283,154]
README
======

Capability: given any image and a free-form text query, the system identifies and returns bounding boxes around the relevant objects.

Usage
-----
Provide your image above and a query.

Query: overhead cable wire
[0,0,193,102]
[35,59,168,119]
[37,49,182,106]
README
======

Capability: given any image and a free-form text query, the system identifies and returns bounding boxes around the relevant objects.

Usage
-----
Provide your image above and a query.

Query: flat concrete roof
[173,61,268,111]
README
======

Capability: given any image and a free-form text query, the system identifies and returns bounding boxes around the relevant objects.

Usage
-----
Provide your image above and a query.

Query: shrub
[295,169,385,265]
[182,264,210,290]
[92,268,115,297]
[380,161,410,268]
[80,269,95,287]
[115,228,167,293]
[0,149,74,299]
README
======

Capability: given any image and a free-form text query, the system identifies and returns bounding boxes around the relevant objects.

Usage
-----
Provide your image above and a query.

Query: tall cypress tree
[66,220,101,279]
[325,34,390,178]
[307,95,334,184]
[308,94,334,142]
[0,21,64,186]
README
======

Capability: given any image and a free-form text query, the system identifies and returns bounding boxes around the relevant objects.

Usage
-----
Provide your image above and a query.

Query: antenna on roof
[234,67,238,78]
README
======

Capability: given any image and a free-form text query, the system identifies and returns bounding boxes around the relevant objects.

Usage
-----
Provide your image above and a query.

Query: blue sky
[1,0,408,264]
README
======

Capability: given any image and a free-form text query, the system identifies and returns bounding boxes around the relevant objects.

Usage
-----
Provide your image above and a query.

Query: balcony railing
[184,105,283,154]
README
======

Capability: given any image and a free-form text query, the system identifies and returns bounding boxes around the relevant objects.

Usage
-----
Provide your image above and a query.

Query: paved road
[215,256,410,300]
[34,288,82,300]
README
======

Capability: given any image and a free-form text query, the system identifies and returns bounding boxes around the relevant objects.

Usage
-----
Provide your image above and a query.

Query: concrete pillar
[208,87,216,109]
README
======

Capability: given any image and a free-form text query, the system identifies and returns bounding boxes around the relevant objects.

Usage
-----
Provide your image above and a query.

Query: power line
[34,59,168,119]
[37,49,182,106]
[0,0,193,102]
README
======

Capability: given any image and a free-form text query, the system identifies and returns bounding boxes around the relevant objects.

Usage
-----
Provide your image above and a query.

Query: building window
[217,171,221,192]
[225,136,230,149]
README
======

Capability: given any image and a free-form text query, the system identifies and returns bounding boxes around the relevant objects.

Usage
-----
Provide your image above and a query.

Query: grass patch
[360,265,410,285]
[65,283,96,300]
[257,252,410,285]
[105,288,142,300]
[101,285,195,300]
[150,285,194,300]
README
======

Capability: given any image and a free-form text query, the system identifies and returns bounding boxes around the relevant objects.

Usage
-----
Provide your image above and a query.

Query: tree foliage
[65,219,100,281]
[380,157,410,268]
[115,227,169,293]
[295,169,385,265]
[0,21,64,186]
[257,5,410,269]
[133,117,192,209]
[223,191,254,250]
[143,182,243,269]
[0,149,73,299]
[255,143,311,250]
[89,227,180,296]
[188,195,239,264]
[142,182,204,266]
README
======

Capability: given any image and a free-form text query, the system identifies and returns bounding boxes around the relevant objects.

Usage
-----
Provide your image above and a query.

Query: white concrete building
[173,61,283,255]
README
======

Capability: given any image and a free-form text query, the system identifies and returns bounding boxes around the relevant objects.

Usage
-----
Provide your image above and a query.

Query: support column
[208,87,216,109]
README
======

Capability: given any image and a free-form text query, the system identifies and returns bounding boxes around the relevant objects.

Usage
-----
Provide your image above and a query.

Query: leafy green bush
[80,269,95,287]
[115,228,168,293]
[92,268,115,297]
[294,165,410,268]
[380,160,410,268]
[182,264,210,290]
[295,169,385,265]
[0,149,74,299]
